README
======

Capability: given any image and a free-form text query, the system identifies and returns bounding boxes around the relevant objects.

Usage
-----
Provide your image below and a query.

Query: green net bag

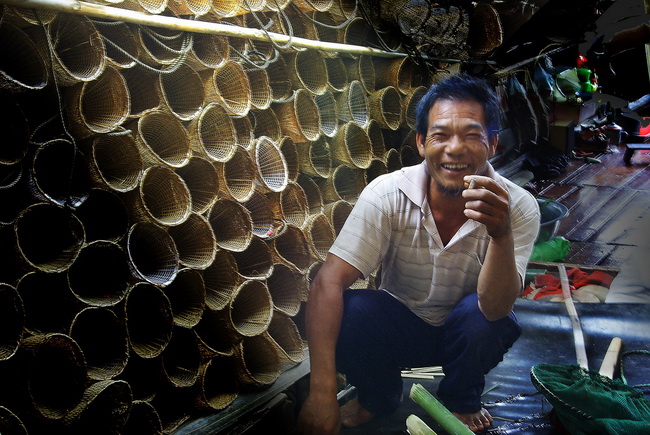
[531,363,650,434]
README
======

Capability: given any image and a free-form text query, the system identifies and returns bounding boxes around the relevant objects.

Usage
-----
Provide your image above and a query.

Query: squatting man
[296,73,540,434]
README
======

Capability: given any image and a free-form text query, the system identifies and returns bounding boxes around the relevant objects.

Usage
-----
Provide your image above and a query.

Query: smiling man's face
[416,98,497,196]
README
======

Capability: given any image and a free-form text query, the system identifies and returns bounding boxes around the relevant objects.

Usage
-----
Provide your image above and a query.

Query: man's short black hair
[415,73,501,142]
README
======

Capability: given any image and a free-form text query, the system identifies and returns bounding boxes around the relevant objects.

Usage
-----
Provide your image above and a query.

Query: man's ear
[416,132,426,157]
[487,135,498,158]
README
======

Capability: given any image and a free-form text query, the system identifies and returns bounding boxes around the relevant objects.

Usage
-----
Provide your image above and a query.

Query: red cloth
[522,268,615,300]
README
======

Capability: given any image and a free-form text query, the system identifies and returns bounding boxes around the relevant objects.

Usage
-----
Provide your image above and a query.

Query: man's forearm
[477,232,522,321]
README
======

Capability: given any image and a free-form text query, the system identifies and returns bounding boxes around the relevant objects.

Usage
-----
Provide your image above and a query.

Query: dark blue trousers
[335,289,521,415]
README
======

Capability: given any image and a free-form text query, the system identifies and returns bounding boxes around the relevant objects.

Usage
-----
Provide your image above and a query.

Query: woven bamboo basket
[150,383,193,434]
[67,240,130,307]
[328,0,357,19]
[16,271,80,336]
[231,235,275,280]
[12,333,88,421]
[73,188,129,244]
[167,0,212,16]
[217,146,257,203]
[246,68,273,110]
[189,102,238,163]
[230,112,256,150]
[318,164,367,203]
[314,90,339,138]
[28,138,91,208]
[135,26,190,66]
[402,85,427,129]
[253,136,289,193]
[205,0,242,17]
[90,133,143,193]
[312,11,345,50]
[120,67,162,118]
[201,60,252,117]
[4,6,57,27]
[272,224,313,272]
[235,333,281,387]
[400,140,423,167]
[243,11,282,61]
[297,137,332,179]
[0,406,27,435]
[273,89,322,142]
[336,80,369,128]
[167,212,217,270]
[296,173,324,215]
[194,307,237,359]
[304,212,336,261]
[35,13,106,87]
[340,16,378,57]
[161,326,201,388]
[267,312,307,365]
[187,32,229,71]
[202,249,242,311]
[125,282,174,359]
[265,55,293,103]
[93,20,139,69]
[117,353,161,402]
[123,400,162,435]
[208,198,254,252]
[331,121,373,169]
[126,222,179,287]
[262,0,292,11]
[0,21,48,93]
[228,279,273,337]
[277,136,300,182]
[0,283,24,362]
[239,0,266,12]
[365,157,389,184]
[385,147,402,172]
[132,109,192,168]
[467,2,503,55]
[122,0,168,14]
[0,162,30,228]
[266,262,303,316]
[286,49,328,96]
[1,100,29,165]
[365,119,387,160]
[344,55,375,94]
[69,307,129,381]
[374,56,425,94]
[323,198,353,236]
[250,108,283,143]
[159,63,204,121]
[65,65,129,139]
[174,156,220,215]
[292,0,333,12]
[306,259,323,285]
[14,203,85,274]
[279,180,310,228]
[163,268,205,328]
[129,165,192,227]
[368,86,403,130]
[243,189,282,239]
[194,354,239,410]
[62,379,132,433]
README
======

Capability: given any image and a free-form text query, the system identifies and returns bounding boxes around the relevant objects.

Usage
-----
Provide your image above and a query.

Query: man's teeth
[442,164,469,170]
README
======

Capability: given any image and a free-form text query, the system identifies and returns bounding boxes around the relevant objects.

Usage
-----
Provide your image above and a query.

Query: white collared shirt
[329,161,540,326]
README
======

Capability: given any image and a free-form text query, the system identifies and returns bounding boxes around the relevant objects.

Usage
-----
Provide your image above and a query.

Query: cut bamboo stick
[599,337,622,379]
[558,264,589,370]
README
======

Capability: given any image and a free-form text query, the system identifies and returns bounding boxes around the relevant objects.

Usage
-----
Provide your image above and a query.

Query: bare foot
[452,408,493,433]
[339,398,374,428]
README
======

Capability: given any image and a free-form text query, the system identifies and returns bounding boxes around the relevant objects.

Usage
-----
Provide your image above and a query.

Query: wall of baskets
[0,0,462,433]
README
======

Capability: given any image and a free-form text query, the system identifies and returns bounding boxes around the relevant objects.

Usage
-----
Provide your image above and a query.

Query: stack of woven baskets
[0,0,476,432]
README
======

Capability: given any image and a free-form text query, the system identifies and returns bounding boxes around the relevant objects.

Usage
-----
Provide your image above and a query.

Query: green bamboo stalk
[409,383,474,435]
[406,414,437,435]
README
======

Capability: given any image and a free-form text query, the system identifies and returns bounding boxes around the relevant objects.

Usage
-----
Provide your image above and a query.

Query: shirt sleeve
[329,178,393,278]
[510,187,541,287]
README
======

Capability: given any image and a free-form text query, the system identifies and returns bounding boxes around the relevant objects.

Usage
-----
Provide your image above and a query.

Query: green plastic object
[530,236,570,262]
[531,364,650,434]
